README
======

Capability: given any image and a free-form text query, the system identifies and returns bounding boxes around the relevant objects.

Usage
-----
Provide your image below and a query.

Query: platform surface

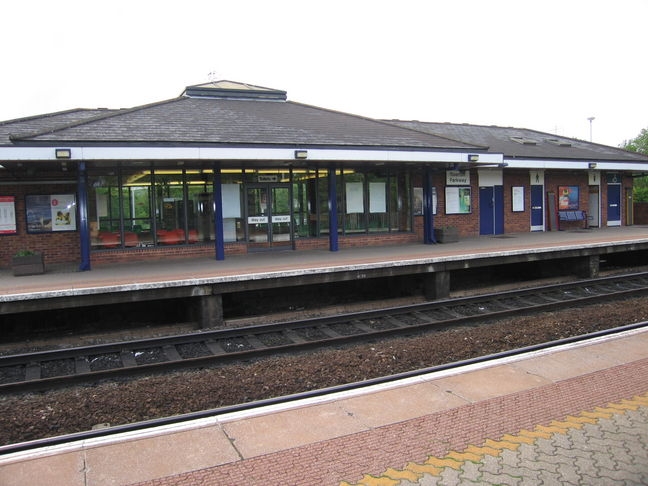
[1,326,647,485]
[2,226,648,300]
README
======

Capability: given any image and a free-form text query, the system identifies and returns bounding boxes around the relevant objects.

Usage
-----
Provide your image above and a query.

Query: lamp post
[587,117,595,142]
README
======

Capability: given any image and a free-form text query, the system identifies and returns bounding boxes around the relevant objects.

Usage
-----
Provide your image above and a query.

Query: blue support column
[213,163,225,261]
[423,167,436,244]
[77,162,91,271]
[328,166,339,252]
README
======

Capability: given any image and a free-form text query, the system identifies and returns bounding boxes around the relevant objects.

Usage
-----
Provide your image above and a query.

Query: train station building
[1,80,647,270]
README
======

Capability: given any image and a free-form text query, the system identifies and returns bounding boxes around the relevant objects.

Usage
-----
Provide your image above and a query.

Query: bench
[558,210,587,229]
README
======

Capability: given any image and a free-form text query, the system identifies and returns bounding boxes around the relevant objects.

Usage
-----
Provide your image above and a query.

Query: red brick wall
[545,172,589,230]
[410,170,480,238]
[0,183,80,267]
[503,171,530,233]
[90,242,248,266]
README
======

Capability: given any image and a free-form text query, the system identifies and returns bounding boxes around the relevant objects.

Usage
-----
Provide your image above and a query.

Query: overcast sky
[1,0,646,148]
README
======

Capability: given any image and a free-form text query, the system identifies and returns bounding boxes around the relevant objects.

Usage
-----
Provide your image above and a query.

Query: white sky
[1,0,646,148]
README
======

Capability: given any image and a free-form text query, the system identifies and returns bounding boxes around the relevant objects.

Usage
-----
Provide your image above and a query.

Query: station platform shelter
[2,81,648,272]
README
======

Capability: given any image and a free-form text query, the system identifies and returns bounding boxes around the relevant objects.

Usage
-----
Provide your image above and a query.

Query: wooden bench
[558,210,587,229]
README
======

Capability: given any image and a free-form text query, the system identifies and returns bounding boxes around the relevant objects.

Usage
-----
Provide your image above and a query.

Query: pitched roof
[0,108,119,146]
[5,83,480,152]
[387,121,648,162]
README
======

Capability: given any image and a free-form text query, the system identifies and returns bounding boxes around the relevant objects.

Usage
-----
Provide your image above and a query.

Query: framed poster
[369,182,386,213]
[445,186,471,214]
[26,194,77,233]
[512,186,525,212]
[0,196,17,234]
[345,182,364,214]
[557,186,579,210]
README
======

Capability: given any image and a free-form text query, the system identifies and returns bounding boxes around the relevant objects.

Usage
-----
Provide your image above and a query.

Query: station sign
[446,170,470,186]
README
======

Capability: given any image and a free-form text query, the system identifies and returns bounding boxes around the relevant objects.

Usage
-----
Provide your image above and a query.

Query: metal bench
[558,210,587,229]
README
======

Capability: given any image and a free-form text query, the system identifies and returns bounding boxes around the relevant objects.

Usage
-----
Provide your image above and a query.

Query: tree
[622,127,648,155]
[623,128,648,202]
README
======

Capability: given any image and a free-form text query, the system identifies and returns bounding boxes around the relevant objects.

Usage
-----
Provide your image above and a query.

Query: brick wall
[503,171,530,232]
[0,183,80,267]
[545,172,589,230]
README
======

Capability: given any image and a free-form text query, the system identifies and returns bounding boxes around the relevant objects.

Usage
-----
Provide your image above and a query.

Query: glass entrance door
[246,184,292,249]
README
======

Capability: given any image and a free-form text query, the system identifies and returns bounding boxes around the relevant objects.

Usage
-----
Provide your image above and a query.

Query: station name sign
[446,170,470,186]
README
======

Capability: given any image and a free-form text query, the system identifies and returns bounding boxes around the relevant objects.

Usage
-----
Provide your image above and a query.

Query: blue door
[480,186,504,235]
[479,187,494,235]
[607,184,621,225]
[530,185,544,230]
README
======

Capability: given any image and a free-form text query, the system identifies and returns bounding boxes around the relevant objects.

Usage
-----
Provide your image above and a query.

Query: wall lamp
[589,162,597,169]
[467,154,479,162]
[294,150,308,160]
[55,148,71,159]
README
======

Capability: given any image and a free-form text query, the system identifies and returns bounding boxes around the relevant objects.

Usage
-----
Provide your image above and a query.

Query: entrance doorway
[588,188,600,227]
[478,186,504,235]
[246,184,292,249]
[607,184,621,226]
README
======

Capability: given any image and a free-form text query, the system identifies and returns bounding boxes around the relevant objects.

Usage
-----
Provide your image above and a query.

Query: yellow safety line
[340,392,648,486]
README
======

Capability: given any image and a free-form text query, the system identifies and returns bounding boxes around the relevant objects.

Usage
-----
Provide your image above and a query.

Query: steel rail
[2,272,648,394]
[2,321,646,456]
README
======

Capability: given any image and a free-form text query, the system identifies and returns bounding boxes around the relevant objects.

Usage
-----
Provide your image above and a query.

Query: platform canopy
[0,80,502,170]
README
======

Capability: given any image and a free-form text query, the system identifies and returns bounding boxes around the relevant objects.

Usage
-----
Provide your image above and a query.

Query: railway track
[2,272,648,393]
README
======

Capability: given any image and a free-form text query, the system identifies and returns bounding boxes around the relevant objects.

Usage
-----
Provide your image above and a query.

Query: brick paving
[134,358,648,486]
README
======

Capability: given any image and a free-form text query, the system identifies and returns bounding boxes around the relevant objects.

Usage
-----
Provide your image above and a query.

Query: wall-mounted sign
[530,170,544,185]
[258,175,279,183]
[446,170,470,186]
[605,173,620,184]
[248,216,268,224]
[26,194,77,233]
[0,196,16,234]
[272,215,291,223]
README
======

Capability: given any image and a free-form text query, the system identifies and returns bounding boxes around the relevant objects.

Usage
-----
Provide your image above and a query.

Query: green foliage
[14,249,38,257]
[623,127,648,202]
[622,128,648,155]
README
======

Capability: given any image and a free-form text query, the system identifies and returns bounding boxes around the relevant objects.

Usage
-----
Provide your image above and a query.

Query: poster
[0,196,16,234]
[346,182,364,214]
[512,186,524,212]
[445,186,471,214]
[26,194,77,233]
[557,186,579,210]
[221,184,241,218]
[369,182,386,213]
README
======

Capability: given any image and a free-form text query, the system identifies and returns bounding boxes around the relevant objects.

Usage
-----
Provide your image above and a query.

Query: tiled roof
[0,108,119,146]
[387,121,648,162]
[7,96,479,151]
